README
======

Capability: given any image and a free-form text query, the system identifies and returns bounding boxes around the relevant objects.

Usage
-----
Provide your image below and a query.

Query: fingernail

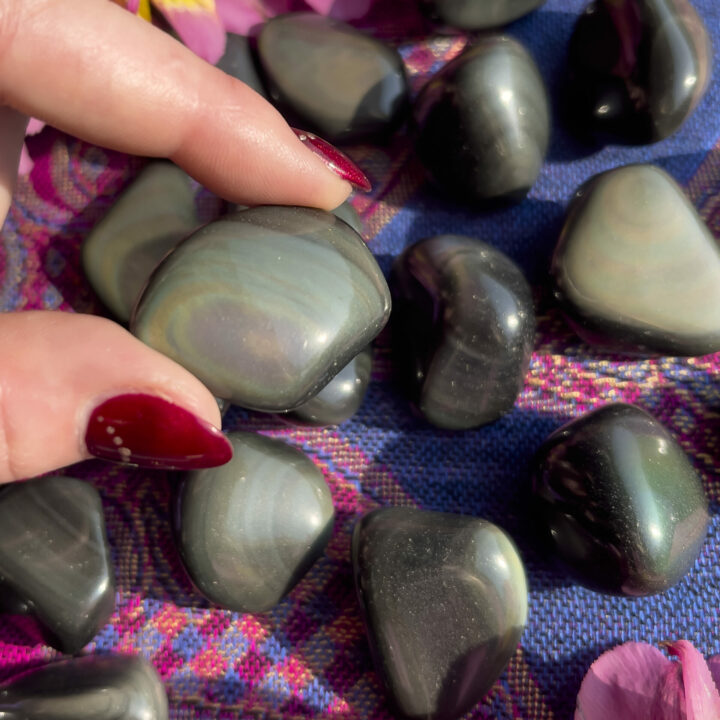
[85,394,232,470]
[292,128,371,192]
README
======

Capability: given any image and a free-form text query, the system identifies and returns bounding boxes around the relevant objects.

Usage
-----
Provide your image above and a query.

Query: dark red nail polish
[85,394,232,470]
[293,128,372,192]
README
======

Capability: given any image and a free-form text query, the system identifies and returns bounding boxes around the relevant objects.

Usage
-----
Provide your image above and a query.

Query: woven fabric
[2,1,720,717]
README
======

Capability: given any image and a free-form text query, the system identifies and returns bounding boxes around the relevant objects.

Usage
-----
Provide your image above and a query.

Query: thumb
[0,311,232,484]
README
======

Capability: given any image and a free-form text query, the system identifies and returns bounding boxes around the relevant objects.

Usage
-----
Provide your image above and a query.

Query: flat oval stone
[287,345,372,426]
[552,164,720,356]
[174,432,334,612]
[258,13,409,143]
[216,33,268,99]
[422,0,546,29]
[532,403,709,596]
[0,655,168,720]
[414,36,549,204]
[567,0,711,144]
[0,475,115,653]
[83,162,199,322]
[391,235,535,429]
[332,199,363,237]
[353,507,528,720]
[131,206,391,412]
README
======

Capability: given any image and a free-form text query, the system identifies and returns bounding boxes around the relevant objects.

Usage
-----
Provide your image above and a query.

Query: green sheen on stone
[131,206,390,412]
[82,162,198,322]
[532,403,709,596]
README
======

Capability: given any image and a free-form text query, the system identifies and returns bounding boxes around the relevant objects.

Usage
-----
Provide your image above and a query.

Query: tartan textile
[2,1,720,717]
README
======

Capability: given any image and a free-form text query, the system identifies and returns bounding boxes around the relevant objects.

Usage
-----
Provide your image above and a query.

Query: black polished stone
[287,345,372,426]
[414,36,549,204]
[532,403,709,596]
[257,13,409,143]
[174,432,335,612]
[391,235,535,430]
[422,0,546,29]
[552,164,720,356]
[566,0,711,144]
[216,33,268,99]
[132,206,391,412]
[353,508,528,720]
[0,655,168,720]
[0,476,115,653]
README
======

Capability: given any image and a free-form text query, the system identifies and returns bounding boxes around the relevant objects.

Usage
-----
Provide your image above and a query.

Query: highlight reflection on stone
[422,0,546,29]
[0,655,168,720]
[414,36,549,204]
[258,13,409,143]
[287,346,372,426]
[532,403,709,596]
[132,206,390,412]
[174,432,334,612]
[567,0,711,144]
[83,162,198,322]
[552,164,720,356]
[392,235,535,429]
[0,476,115,653]
[353,508,528,720]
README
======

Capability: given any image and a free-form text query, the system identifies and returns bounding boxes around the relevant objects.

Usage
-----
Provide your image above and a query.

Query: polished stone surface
[567,0,711,144]
[423,0,546,29]
[353,508,527,720]
[552,164,720,356]
[332,199,363,236]
[414,36,549,204]
[391,235,535,429]
[0,476,115,653]
[216,33,268,98]
[83,162,198,322]
[132,206,391,412]
[174,432,334,612]
[258,13,409,143]
[287,345,372,426]
[532,403,709,596]
[0,655,168,720]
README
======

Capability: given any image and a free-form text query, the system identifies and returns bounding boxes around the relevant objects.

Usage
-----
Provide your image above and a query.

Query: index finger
[0,0,356,209]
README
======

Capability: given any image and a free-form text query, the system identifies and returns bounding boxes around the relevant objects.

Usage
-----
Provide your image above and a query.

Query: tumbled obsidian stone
[353,507,527,720]
[0,655,168,720]
[414,36,549,204]
[552,164,720,356]
[174,432,334,612]
[422,0,546,29]
[83,162,198,322]
[332,199,363,237]
[566,0,711,144]
[532,403,709,596]
[257,13,409,143]
[0,475,115,653]
[287,345,372,426]
[216,33,268,99]
[391,235,534,429]
[132,206,390,412]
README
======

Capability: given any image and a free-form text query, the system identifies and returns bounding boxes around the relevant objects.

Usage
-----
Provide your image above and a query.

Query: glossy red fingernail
[85,394,232,470]
[292,128,372,192]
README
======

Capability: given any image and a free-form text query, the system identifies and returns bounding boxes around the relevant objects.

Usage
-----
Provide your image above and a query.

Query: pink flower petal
[18,143,34,175]
[154,2,226,63]
[575,642,671,720]
[25,118,45,136]
[215,0,266,34]
[669,640,720,720]
[304,0,374,20]
[127,0,140,12]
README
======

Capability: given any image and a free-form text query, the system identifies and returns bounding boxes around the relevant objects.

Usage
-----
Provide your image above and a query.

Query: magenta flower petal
[215,0,267,34]
[18,143,34,175]
[575,642,671,720]
[708,656,720,692]
[304,0,374,20]
[155,3,226,63]
[25,118,45,136]
[669,640,720,719]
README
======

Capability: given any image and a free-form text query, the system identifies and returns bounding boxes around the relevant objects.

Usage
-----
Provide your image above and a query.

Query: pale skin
[0,0,353,483]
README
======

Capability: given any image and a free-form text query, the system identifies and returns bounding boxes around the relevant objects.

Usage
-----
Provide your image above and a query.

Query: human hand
[0,0,366,483]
